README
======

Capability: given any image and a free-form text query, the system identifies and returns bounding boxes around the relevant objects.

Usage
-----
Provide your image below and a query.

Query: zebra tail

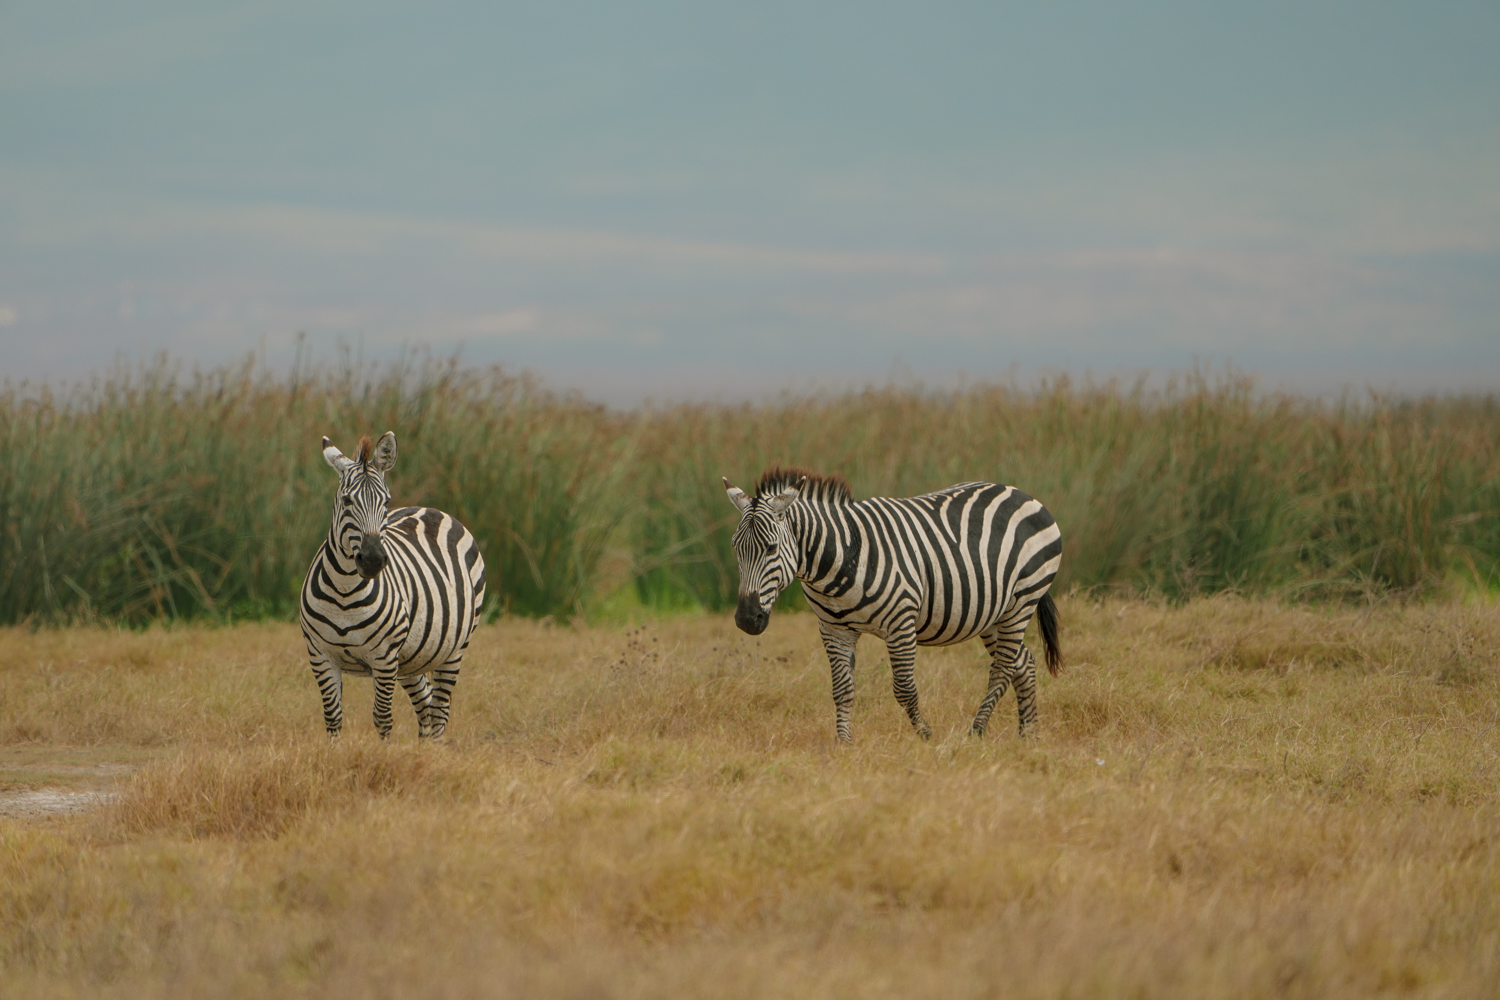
[1037,592,1063,676]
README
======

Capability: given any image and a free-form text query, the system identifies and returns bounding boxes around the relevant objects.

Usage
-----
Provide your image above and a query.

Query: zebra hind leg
[885,624,932,741]
[425,660,462,739]
[400,672,436,738]
[1011,647,1041,738]
[971,627,1024,737]
[971,637,1012,737]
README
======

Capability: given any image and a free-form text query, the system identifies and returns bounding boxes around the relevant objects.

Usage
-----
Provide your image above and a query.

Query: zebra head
[724,475,805,635]
[321,431,398,580]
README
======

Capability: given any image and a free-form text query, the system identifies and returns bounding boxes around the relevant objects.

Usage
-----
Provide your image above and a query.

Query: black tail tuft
[1037,592,1063,677]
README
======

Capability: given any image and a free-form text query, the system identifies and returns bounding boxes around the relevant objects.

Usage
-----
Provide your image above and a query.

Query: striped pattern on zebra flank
[724,466,1062,743]
[300,431,487,738]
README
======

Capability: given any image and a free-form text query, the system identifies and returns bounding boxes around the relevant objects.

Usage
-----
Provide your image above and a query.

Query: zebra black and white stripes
[725,468,1062,743]
[300,432,487,738]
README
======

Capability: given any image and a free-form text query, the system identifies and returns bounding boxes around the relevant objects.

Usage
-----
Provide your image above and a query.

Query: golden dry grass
[2,597,1499,998]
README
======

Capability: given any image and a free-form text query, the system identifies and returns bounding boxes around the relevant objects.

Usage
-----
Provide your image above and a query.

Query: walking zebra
[301,432,487,738]
[724,468,1062,742]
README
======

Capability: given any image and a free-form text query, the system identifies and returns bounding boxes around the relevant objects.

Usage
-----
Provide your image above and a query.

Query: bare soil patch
[0,747,144,819]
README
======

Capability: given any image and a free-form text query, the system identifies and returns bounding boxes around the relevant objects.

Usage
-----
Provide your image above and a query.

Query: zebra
[301,432,487,738]
[724,467,1062,743]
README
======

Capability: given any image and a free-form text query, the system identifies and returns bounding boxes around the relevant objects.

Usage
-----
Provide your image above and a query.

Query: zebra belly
[911,579,1044,646]
[914,617,999,646]
[833,609,997,646]
[310,613,442,679]
[307,609,412,675]
[806,616,989,648]
[393,606,465,675]
[382,508,483,675]
[301,601,411,674]
[306,600,454,679]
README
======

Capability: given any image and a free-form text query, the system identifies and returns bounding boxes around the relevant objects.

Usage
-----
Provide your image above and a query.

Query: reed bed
[2,357,1498,626]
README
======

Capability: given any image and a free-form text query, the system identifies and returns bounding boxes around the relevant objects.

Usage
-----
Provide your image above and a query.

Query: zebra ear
[767,478,805,516]
[370,431,398,473]
[724,478,751,513]
[322,437,355,472]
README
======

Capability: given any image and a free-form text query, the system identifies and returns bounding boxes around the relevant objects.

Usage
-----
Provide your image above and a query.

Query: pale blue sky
[2,0,1497,401]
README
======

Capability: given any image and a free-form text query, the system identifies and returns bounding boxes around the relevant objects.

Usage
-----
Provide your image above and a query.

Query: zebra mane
[755,466,853,506]
[356,436,373,465]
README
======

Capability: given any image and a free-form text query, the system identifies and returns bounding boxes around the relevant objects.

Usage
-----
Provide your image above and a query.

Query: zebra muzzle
[355,533,389,579]
[735,597,769,635]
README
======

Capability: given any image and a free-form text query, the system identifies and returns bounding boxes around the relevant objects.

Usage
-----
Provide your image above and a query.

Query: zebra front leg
[371,659,400,738]
[817,621,859,744]
[310,657,345,737]
[886,622,931,740]
[972,627,1023,737]
[1011,646,1040,738]
[426,660,462,739]
[400,672,435,738]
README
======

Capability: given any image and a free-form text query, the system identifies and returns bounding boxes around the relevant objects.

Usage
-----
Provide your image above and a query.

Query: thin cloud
[14,199,946,276]
[818,248,1457,351]
[469,308,540,337]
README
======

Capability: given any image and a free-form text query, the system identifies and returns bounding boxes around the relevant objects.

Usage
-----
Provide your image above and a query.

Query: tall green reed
[2,361,1497,625]
[0,357,636,624]
[632,372,1500,608]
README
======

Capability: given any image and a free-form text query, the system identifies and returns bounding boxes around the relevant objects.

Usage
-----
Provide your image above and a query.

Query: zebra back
[794,481,1061,647]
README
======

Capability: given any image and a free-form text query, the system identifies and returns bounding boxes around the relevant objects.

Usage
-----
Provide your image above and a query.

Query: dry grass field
[2,596,1499,999]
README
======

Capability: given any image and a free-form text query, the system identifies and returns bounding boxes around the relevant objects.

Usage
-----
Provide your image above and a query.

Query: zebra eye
[341,494,354,507]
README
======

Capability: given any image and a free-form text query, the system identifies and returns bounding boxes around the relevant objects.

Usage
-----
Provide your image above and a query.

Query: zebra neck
[320,538,370,586]
[785,502,852,582]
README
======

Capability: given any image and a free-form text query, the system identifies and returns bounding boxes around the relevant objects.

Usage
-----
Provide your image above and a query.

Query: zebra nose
[355,534,387,578]
[735,598,769,635]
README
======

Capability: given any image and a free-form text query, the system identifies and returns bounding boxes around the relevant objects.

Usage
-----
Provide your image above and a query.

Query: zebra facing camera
[300,430,487,740]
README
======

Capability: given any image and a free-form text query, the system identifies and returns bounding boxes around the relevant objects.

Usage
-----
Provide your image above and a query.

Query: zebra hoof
[917,726,933,741]
[969,724,986,738]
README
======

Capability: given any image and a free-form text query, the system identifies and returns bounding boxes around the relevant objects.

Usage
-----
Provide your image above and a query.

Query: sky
[2,0,1498,403]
